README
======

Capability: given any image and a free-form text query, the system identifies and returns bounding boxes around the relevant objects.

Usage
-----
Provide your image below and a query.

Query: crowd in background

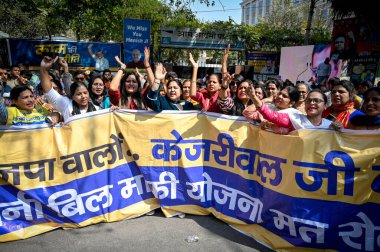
[0,45,379,134]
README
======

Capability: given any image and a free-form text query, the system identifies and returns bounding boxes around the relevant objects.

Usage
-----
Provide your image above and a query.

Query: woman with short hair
[0,85,49,126]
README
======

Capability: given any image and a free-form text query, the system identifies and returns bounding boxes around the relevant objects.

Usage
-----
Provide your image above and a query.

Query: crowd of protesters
[0,44,379,133]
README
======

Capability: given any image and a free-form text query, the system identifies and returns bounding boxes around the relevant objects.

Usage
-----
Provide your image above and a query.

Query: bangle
[191,80,196,84]
[154,79,160,84]
[221,85,228,90]
[145,65,151,69]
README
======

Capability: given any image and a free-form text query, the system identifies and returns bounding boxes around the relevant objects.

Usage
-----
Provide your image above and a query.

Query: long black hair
[120,71,145,109]
[254,84,267,99]
[69,82,97,116]
[229,80,253,116]
[88,77,107,107]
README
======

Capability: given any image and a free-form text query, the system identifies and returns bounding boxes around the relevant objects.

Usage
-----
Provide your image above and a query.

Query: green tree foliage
[167,0,215,8]
[0,0,46,39]
[252,0,331,50]
[0,0,342,65]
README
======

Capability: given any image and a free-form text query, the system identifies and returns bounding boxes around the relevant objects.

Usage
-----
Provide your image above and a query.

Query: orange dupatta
[322,102,355,128]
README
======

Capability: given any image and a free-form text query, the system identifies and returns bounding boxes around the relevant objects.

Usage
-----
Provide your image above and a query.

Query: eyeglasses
[305,98,324,104]
[75,77,85,81]
[230,81,238,86]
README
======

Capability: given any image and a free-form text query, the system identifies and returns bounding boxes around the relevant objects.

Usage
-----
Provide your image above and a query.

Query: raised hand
[222,44,230,64]
[40,56,58,70]
[88,43,93,49]
[247,86,262,107]
[143,47,150,67]
[189,53,198,68]
[155,63,167,81]
[135,67,144,81]
[221,72,231,89]
[115,56,126,69]
[58,58,68,68]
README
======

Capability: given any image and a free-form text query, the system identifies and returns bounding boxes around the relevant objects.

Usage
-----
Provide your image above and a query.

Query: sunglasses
[305,98,324,104]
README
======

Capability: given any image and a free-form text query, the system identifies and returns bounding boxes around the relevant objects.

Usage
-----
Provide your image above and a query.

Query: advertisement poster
[331,18,380,83]
[8,39,121,70]
[123,19,151,69]
[247,51,278,74]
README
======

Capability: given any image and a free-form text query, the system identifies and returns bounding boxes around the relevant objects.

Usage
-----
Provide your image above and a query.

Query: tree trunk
[76,28,81,42]
[304,0,316,44]
[46,24,52,41]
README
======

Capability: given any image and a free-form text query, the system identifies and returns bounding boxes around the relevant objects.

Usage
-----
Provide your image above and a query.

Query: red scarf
[323,102,354,127]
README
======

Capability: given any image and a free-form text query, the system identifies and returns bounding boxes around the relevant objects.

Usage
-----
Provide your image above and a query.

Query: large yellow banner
[0,110,379,251]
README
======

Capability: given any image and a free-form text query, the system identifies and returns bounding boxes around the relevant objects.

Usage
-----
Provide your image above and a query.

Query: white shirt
[289,113,332,130]
[45,88,99,122]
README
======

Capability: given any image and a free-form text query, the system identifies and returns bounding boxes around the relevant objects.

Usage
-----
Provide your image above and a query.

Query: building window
[321,8,329,21]
[258,0,263,19]
[252,3,257,24]
[265,0,271,17]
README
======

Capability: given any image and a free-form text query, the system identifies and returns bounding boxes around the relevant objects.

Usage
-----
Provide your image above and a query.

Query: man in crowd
[316,57,331,85]
[6,65,20,88]
[126,48,145,69]
[88,44,109,72]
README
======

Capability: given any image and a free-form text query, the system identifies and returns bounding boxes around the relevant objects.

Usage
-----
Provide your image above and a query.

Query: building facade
[241,0,272,25]
[240,0,331,26]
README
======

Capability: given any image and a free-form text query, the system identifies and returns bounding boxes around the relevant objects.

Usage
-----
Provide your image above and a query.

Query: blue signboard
[123,19,151,69]
[8,39,122,70]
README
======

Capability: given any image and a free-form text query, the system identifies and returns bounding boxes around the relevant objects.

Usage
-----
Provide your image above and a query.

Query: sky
[189,0,242,24]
